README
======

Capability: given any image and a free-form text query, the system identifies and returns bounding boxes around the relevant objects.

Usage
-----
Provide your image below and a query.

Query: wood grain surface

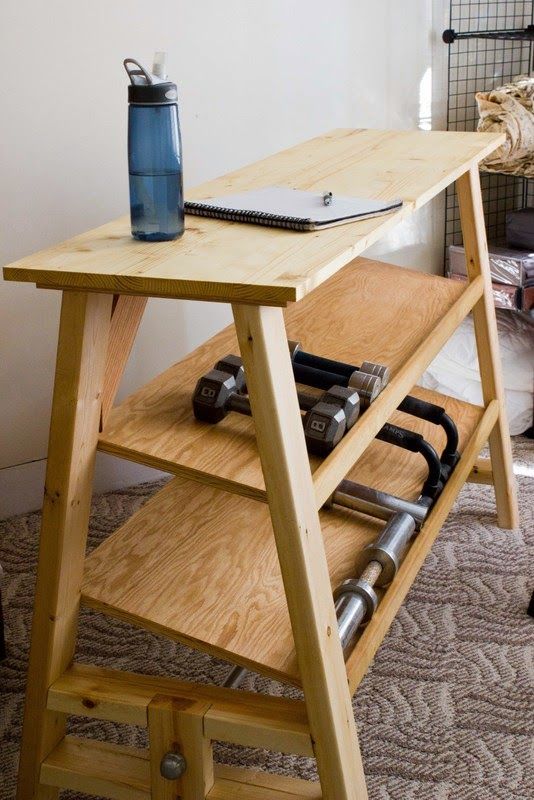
[83,386,483,686]
[98,257,469,500]
[42,738,322,800]
[232,303,368,798]
[40,736,150,800]
[17,292,113,800]
[456,167,518,529]
[3,129,503,305]
[47,663,314,756]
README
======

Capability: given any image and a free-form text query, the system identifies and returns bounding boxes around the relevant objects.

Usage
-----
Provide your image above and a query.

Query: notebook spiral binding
[184,201,316,231]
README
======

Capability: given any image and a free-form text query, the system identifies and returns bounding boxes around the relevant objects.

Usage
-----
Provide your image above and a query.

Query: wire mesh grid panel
[445,0,533,262]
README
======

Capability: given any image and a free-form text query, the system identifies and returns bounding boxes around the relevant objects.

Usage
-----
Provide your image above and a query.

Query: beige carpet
[1,439,533,800]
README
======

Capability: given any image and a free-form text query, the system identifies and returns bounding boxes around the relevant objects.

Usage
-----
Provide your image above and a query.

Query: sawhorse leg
[233,303,368,800]
[16,291,113,799]
[100,294,147,429]
[457,166,519,530]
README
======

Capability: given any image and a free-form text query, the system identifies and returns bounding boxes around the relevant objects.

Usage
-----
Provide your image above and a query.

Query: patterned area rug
[1,439,533,800]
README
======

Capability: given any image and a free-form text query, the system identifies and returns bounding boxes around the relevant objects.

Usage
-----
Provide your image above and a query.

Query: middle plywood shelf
[98,257,472,500]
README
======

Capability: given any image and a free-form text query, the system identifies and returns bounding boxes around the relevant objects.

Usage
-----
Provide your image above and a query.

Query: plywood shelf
[83,388,484,688]
[98,257,474,500]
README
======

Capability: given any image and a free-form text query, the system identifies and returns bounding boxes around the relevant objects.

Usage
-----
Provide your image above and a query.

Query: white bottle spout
[152,51,167,80]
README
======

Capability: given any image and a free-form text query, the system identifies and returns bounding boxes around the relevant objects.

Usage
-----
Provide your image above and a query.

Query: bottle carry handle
[123,58,153,85]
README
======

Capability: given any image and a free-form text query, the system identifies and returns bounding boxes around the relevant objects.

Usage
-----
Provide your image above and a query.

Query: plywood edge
[96,440,268,502]
[80,592,297,688]
[3,267,297,306]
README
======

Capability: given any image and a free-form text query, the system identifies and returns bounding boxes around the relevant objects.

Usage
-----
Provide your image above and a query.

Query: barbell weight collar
[335,592,368,655]
[334,577,378,622]
[334,578,378,654]
[354,512,416,587]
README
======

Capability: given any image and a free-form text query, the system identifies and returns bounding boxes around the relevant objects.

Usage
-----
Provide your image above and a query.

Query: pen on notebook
[323,191,333,206]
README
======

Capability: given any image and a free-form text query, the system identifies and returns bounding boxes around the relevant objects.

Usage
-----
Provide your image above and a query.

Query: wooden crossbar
[47,664,314,757]
[40,737,321,800]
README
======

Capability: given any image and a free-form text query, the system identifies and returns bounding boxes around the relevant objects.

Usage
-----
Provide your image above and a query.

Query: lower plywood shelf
[82,390,487,688]
[41,737,320,800]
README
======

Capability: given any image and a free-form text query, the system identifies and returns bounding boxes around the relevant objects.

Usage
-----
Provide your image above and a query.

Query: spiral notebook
[184,186,403,232]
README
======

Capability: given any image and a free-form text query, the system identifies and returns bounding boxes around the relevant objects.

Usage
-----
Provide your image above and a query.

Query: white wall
[0,0,447,517]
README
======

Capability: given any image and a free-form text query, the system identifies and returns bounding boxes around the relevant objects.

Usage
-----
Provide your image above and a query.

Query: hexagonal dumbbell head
[192,369,237,423]
[303,401,346,457]
[360,360,391,387]
[319,386,360,429]
[214,354,246,392]
[347,371,381,409]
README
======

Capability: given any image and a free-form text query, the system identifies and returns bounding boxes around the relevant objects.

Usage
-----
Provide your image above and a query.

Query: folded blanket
[476,75,534,177]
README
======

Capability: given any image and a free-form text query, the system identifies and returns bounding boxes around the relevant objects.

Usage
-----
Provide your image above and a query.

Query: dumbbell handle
[397,395,459,468]
[228,393,253,416]
[293,362,349,392]
[292,348,367,379]
[376,423,443,498]
[228,388,327,417]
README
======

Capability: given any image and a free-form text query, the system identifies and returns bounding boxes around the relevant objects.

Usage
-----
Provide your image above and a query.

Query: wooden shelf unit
[3,129,518,800]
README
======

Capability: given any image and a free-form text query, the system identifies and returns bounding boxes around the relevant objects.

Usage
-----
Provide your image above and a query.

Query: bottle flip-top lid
[124,55,178,105]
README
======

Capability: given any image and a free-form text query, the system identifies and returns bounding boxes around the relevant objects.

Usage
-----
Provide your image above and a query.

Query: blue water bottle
[124,54,184,241]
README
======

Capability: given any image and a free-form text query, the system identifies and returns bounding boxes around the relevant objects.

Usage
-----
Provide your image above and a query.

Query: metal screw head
[160,751,187,780]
